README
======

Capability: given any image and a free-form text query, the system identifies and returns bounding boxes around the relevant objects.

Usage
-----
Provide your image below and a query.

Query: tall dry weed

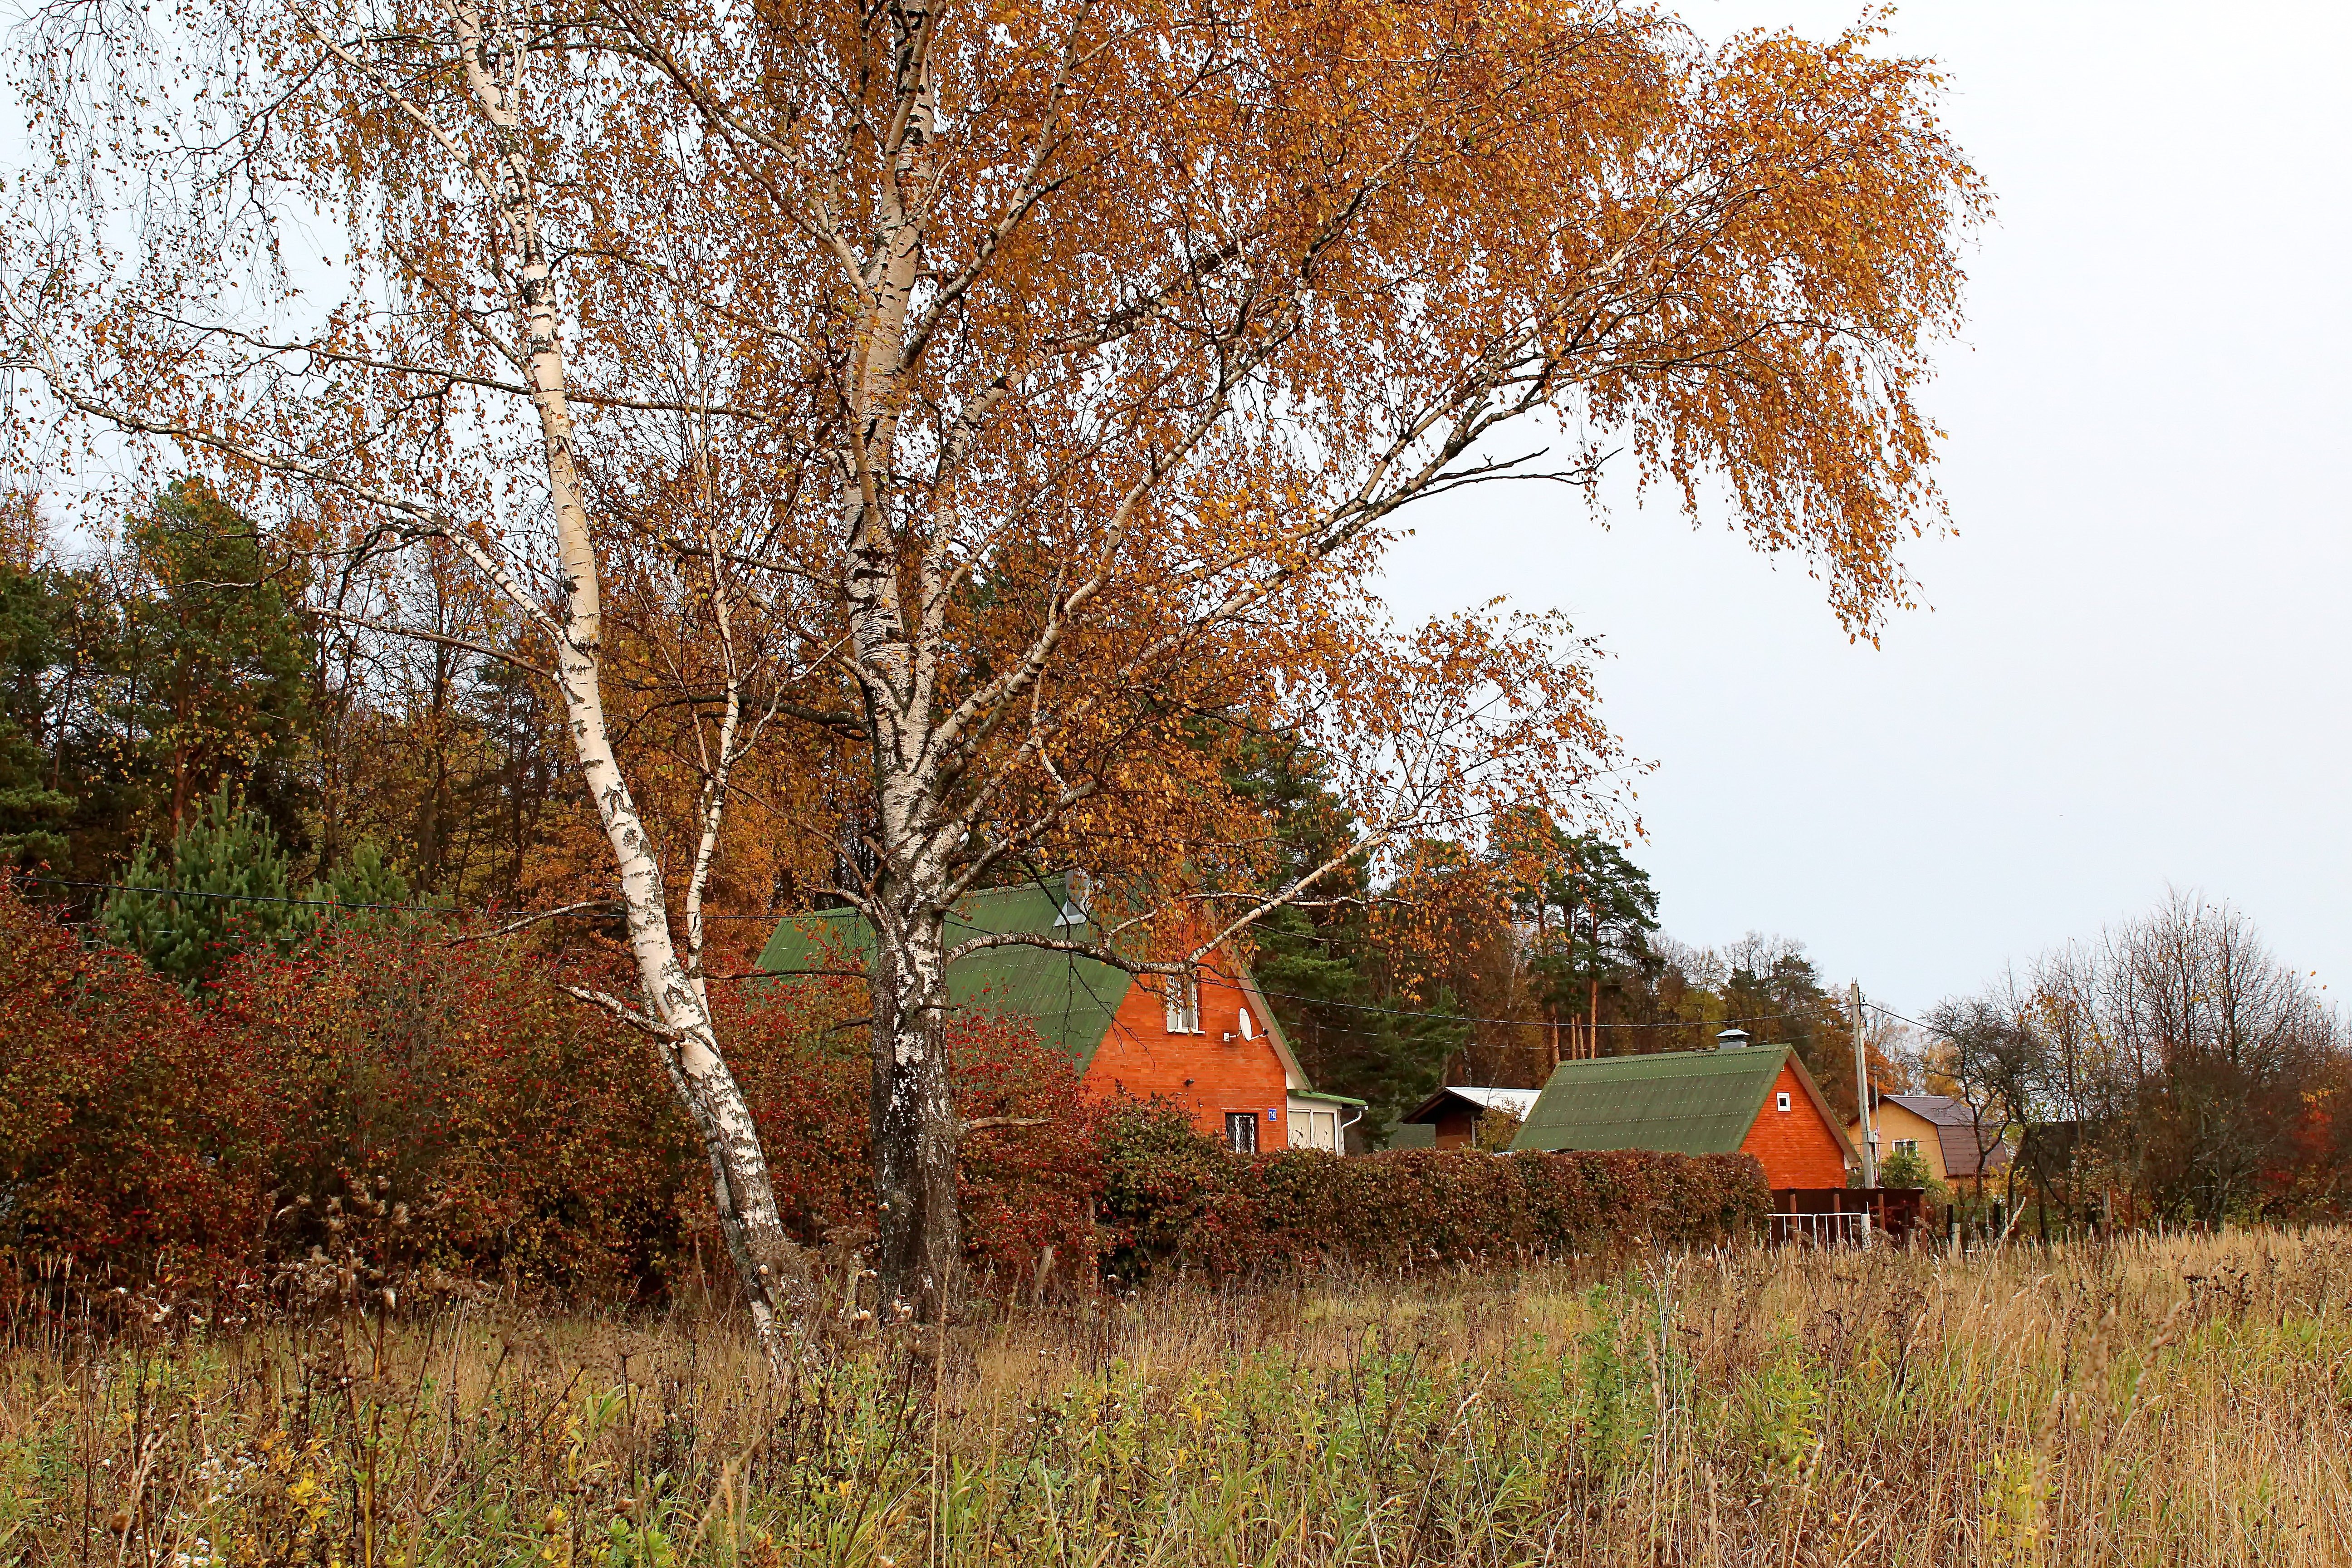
[1,1228,2346,1565]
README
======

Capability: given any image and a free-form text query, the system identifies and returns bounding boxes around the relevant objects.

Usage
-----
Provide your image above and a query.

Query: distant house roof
[1402,1086,1541,1124]
[1877,1092,1980,1128]
[1290,1088,1370,1107]
[757,873,1136,1070]
[1871,1091,2013,1178]
[1510,1045,1855,1162]
[2016,1119,2097,1176]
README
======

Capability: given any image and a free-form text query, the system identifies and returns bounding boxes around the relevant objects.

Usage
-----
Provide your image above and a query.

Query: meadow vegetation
[4,1227,2344,1566]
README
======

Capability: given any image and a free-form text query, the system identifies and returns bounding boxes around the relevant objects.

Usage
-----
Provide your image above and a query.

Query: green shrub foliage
[1098,1102,1769,1281]
[102,783,322,986]
[99,783,421,990]
[1876,1145,1933,1190]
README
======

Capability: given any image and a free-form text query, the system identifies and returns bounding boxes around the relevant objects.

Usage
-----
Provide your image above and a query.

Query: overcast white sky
[1381,0,2352,1014]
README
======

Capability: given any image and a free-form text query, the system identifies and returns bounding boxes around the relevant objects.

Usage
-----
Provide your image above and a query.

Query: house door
[1289,1110,1339,1151]
[1223,1112,1259,1153]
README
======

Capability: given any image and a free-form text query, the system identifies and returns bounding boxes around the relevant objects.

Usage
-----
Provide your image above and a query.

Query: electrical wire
[929,902,1820,1034]
[16,870,1899,1038]
[12,874,778,919]
[1862,999,1940,1034]
[1238,985,1814,1033]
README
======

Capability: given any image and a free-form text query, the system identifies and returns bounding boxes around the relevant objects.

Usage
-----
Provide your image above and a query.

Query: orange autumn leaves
[11,0,1981,1018]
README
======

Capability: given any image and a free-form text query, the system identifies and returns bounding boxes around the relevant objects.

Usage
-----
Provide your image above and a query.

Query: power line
[929,904,1820,1034]
[22,874,482,915]
[13,874,780,920]
[1862,999,1940,1034]
[1239,982,1815,1034]
[14,871,1908,1038]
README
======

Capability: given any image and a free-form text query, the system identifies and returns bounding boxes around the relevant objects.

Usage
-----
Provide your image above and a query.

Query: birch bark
[448,0,813,1359]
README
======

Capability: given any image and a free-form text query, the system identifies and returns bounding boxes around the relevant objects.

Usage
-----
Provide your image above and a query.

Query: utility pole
[1586,903,1601,1059]
[1851,980,1877,1187]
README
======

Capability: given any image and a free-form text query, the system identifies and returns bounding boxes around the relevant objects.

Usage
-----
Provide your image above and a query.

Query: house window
[1164,968,1201,1034]
[1893,1138,1920,1157]
[1776,1092,1792,1113]
[1224,1112,1258,1153]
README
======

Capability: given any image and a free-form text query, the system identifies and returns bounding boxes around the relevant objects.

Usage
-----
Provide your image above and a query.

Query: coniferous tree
[1227,738,1468,1141]
[1495,807,1661,1054]
[103,782,418,988]
[0,563,74,866]
[113,479,313,848]
[322,840,413,911]
[103,783,320,988]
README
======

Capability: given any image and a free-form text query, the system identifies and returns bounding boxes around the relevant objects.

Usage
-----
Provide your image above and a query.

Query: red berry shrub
[0,893,1093,1301]
[0,904,254,1281]
[207,923,702,1290]
[0,886,1775,1312]
[1097,1102,1769,1281]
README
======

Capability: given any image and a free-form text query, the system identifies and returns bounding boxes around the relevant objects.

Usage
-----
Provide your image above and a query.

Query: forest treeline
[0,481,1892,1134]
[1927,892,2351,1225]
[0,481,567,910]
[5,485,2344,1226]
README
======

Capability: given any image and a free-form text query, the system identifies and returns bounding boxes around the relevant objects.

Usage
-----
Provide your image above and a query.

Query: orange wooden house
[1508,1029,1856,1190]
[758,872,1362,1152]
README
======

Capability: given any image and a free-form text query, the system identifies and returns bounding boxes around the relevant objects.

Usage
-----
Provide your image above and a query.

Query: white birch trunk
[867,904,962,1318]
[452,0,813,1359]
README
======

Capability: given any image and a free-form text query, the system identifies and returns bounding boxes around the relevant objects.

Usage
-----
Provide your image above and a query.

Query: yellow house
[1848,1091,2010,1191]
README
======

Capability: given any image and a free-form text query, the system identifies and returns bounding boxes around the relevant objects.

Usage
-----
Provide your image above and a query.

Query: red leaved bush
[0,892,1096,1299]
[0,887,1778,1312]
[0,916,253,1273]
[1096,1102,1769,1280]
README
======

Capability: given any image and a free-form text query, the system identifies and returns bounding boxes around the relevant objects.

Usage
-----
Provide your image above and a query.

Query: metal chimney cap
[1715,1028,1753,1049]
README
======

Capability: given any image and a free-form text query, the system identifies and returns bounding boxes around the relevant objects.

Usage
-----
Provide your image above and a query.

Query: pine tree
[323,839,411,909]
[103,783,320,989]
[1494,808,1662,1050]
[0,563,73,865]
[318,838,435,935]
[115,479,313,847]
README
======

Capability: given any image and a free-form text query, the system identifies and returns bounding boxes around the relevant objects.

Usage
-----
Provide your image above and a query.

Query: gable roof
[1877,1091,1982,1127]
[1233,968,1329,1099]
[756,873,1136,1070]
[1403,1086,1542,1124]
[1510,1045,1857,1163]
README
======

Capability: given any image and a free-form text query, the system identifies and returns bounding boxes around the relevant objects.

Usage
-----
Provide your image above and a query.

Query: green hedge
[1098,1104,1769,1280]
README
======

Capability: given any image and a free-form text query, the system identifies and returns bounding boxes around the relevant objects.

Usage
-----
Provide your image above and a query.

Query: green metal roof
[1508,1046,1795,1156]
[755,874,1137,1071]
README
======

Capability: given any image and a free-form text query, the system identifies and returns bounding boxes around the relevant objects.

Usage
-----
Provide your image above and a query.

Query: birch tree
[5,0,1983,1330]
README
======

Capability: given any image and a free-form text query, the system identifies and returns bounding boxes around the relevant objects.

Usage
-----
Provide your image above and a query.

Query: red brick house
[757,873,1362,1152]
[1508,1032,1856,1189]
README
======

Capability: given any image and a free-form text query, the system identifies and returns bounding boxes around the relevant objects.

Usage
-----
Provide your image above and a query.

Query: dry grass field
[2,1227,2347,1566]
